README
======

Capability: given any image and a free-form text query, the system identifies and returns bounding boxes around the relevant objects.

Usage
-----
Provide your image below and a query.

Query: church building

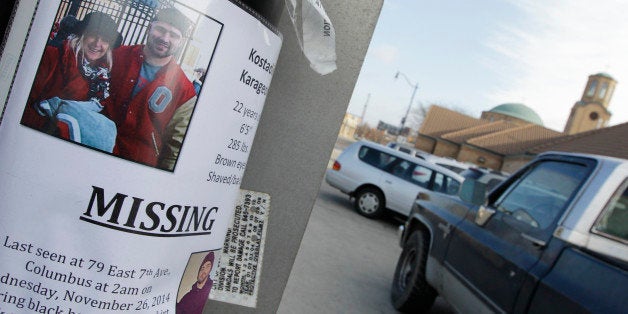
[413,73,625,172]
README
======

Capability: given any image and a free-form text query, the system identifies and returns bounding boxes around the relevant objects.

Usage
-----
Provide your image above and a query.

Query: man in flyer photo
[106,7,197,171]
[177,251,215,314]
[21,11,122,153]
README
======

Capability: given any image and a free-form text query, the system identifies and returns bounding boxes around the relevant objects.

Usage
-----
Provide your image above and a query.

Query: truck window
[492,161,589,229]
[594,181,628,242]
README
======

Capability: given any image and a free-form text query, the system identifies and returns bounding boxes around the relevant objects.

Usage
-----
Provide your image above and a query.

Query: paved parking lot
[277,180,455,313]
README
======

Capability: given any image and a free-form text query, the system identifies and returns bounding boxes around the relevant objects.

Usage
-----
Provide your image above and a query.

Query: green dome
[489,103,543,126]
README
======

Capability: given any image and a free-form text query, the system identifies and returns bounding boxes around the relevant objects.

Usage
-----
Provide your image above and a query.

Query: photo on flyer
[176,250,217,314]
[19,0,222,171]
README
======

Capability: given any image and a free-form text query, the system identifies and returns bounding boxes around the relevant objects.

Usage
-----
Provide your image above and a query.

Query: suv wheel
[354,187,384,218]
[391,230,437,312]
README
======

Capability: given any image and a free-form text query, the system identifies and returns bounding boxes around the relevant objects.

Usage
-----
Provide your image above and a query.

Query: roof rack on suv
[387,142,471,173]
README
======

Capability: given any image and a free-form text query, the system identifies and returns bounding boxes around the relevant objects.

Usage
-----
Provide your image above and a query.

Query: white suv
[325,140,464,218]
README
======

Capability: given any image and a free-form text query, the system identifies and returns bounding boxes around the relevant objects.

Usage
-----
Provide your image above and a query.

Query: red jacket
[107,45,196,167]
[22,41,92,130]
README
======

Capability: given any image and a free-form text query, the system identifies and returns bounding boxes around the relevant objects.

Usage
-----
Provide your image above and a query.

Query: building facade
[338,113,361,139]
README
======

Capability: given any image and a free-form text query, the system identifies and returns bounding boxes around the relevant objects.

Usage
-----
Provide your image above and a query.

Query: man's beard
[196,275,208,287]
[147,38,175,58]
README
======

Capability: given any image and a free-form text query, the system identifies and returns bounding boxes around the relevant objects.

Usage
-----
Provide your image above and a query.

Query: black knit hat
[77,12,122,47]
[153,7,192,37]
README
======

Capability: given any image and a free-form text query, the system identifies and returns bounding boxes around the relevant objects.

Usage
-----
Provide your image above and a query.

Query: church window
[587,80,598,97]
[589,112,599,120]
[599,82,608,99]
[606,85,615,101]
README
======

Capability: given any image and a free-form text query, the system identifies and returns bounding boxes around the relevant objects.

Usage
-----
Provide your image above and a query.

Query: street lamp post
[394,71,418,139]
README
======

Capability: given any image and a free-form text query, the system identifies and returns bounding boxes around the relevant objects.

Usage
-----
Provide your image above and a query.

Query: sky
[346,0,628,132]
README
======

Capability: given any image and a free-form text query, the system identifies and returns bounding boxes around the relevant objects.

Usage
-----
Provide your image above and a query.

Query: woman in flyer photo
[177,251,215,314]
[21,11,121,152]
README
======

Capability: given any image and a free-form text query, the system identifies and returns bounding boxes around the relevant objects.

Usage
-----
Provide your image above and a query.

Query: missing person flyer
[0,0,281,313]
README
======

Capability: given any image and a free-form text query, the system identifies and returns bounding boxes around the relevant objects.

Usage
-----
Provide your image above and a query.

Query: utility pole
[360,93,370,125]
[394,71,418,140]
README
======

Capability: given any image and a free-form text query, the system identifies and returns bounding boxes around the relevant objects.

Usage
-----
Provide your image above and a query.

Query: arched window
[586,80,598,97]
[606,84,615,102]
[599,82,609,99]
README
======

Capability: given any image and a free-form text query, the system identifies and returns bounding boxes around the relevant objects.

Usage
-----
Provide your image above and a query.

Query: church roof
[488,103,544,126]
[419,105,486,137]
[441,121,517,144]
[466,124,562,155]
[528,122,628,159]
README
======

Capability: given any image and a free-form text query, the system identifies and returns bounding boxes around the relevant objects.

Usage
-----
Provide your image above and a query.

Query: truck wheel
[354,187,385,218]
[391,230,437,312]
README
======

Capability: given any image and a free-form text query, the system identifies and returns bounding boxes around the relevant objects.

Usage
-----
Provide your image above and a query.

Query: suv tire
[391,230,437,312]
[354,187,385,218]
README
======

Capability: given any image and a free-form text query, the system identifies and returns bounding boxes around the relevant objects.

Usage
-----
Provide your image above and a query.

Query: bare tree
[406,103,429,130]
[355,124,388,143]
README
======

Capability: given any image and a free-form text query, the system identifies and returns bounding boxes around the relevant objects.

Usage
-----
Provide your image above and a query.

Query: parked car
[391,151,628,313]
[386,142,470,174]
[386,142,431,158]
[428,156,470,174]
[459,167,509,191]
[325,140,464,218]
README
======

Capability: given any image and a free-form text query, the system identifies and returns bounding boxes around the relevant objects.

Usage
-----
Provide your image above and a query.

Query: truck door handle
[385,180,392,184]
[521,233,546,248]
[438,223,452,238]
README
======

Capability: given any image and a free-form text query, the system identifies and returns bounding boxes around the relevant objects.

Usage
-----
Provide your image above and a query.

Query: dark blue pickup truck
[391,152,627,313]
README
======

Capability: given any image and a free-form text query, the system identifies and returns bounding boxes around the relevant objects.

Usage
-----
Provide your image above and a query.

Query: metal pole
[395,71,418,137]
[360,93,370,125]
[401,84,417,131]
